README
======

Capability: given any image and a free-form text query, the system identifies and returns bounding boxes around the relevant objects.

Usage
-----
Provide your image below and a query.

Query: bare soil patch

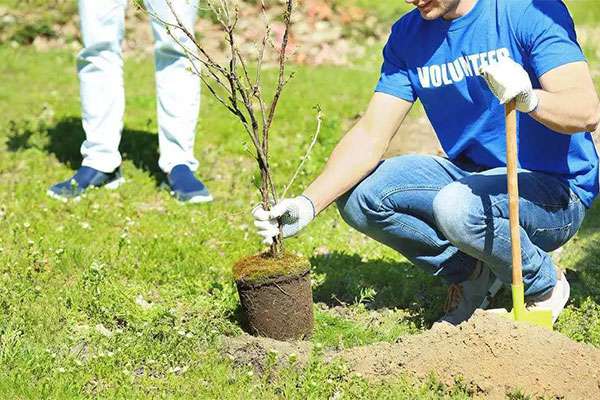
[222,310,600,399]
[223,334,312,374]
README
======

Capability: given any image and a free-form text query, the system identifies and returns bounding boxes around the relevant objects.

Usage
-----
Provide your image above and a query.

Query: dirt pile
[340,310,600,399]
[222,310,600,399]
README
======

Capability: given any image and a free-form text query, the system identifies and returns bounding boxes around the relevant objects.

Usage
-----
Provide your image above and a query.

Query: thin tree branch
[152,0,299,256]
[265,0,293,135]
[281,107,322,198]
[144,4,231,93]
[162,1,227,75]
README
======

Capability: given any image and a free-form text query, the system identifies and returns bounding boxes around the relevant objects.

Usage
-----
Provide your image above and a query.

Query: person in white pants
[48,0,212,203]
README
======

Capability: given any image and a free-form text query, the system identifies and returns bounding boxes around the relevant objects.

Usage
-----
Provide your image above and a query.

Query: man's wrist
[518,89,540,114]
[300,193,318,217]
[527,89,541,114]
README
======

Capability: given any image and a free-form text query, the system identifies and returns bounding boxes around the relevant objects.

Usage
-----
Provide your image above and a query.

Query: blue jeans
[336,155,586,297]
[78,0,200,173]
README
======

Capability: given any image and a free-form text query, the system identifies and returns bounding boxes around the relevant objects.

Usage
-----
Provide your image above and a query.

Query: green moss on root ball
[233,252,310,285]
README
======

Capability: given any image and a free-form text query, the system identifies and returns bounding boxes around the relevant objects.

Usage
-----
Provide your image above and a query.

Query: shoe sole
[182,194,214,204]
[159,182,213,204]
[46,177,126,202]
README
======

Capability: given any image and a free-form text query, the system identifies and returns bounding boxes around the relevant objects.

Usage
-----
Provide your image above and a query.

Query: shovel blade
[486,308,553,330]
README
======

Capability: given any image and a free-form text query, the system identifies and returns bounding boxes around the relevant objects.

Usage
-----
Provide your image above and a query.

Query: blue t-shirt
[376,0,599,207]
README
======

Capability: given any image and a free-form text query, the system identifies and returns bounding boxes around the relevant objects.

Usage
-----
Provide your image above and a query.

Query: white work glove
[252,195,316,245]
[480,57,539,113]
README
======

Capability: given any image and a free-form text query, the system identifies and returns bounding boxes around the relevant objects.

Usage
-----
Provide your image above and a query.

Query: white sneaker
[526,268,570,323]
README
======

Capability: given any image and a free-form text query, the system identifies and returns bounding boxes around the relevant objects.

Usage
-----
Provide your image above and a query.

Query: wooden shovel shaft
[505,100,523,287]
[504,101,552,327]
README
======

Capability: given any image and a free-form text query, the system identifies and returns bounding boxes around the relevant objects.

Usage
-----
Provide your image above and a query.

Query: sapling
[144,0,320,339]
[145,0,321,258]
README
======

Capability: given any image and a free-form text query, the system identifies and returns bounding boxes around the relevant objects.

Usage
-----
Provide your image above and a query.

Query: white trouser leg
[78,0,126,173]
[144,0,201,174]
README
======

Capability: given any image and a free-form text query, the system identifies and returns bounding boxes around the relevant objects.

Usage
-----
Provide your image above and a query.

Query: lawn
[1,1,600,399]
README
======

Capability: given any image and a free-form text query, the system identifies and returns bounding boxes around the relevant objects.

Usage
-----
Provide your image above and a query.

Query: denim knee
[336,183,381,233]
[433,181,484,246]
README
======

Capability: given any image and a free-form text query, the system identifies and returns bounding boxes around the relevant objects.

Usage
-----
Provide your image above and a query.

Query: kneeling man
[253,0,599,325]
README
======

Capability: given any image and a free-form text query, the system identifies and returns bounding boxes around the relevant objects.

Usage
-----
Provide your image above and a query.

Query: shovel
[489,99,553,330]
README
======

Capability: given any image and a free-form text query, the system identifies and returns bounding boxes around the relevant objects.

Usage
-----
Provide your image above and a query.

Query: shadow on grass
[5,116,164,184]
[229,304,250,334]
[310,251,448,326]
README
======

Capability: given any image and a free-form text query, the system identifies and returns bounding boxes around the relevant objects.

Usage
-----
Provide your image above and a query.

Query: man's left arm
[481,58,599,135]
[531,61,600,134]
[482,1,600,135]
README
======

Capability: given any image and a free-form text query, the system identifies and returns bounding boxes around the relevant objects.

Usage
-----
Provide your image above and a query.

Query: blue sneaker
[165,164,213,203]
[47,166,125,202]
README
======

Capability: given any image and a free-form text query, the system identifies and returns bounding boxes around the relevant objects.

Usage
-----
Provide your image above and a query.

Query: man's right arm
[303,92,413,214]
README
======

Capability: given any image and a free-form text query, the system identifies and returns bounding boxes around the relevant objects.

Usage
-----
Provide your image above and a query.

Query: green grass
[0,45,459,399]
[2,3,600,399]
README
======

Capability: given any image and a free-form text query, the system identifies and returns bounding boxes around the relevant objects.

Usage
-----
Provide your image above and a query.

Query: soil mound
[223,310,600,399]
[339,310,600,399]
